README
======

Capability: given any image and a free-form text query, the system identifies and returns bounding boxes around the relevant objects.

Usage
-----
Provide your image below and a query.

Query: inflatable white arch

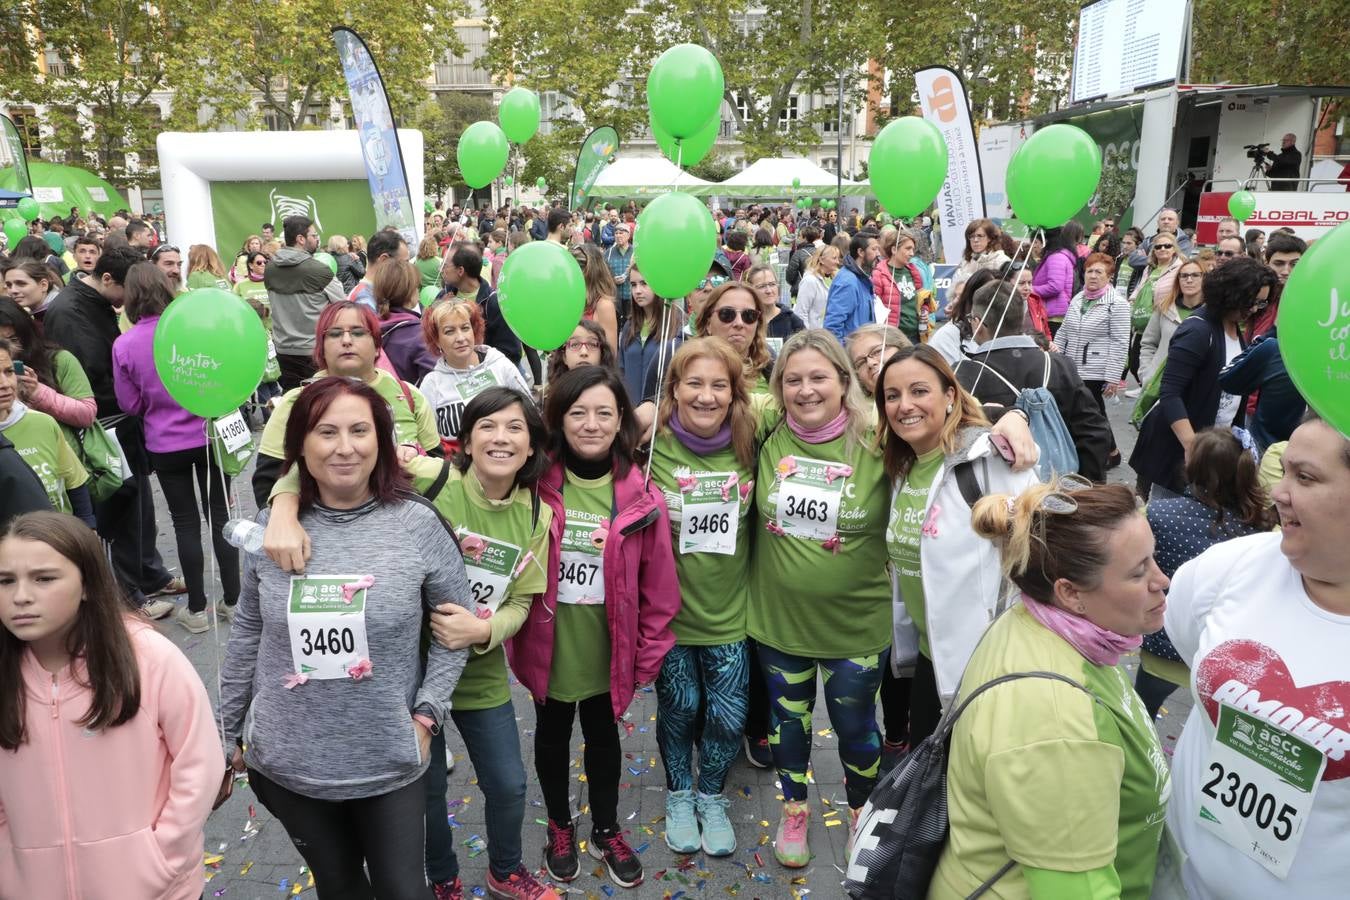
[156,129,424,256]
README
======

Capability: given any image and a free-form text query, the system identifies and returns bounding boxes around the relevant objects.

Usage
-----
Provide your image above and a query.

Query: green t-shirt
[186,270,230,291]
[258,368,440,459]
[415,256,443,288]
[931,603,1170,900]
[548,470,613,702]
[649,431,753,646]
[748,413,892,658]
[3,408,88,512]
[234,278,270,306]
[885,447,943,657]
[414,465,550,711]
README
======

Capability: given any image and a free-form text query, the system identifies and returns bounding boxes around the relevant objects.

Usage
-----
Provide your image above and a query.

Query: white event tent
[588,156,713,200]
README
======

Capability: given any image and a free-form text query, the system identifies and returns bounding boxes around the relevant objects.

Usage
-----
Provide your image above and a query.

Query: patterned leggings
[757,645,884,808]
[655,642,749,794]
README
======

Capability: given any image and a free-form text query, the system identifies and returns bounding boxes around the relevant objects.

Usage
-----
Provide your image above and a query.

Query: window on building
[777,97,799,133]
[7,108,41,155]
[43,48,68,77]
[435,26,491,87]
[821,157,839,173]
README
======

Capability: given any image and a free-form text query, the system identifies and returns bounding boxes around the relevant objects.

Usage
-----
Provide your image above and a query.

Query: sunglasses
[1215,250,1239,258]
[1153,244,1176,251]
[715,307,761,325]
[1035,473,1095,514]
[698,275,729,290]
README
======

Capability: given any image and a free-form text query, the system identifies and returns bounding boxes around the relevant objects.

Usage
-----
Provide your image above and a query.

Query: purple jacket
[1032,248,1077,319]
[111,316,208,453]
[379,309,437,386]
[506,458,682,720]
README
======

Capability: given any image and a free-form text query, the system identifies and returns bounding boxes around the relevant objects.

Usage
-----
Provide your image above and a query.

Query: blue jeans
[424,701,527,882]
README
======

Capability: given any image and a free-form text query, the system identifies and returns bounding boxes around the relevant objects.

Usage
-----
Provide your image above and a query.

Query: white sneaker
[446,745,455,775]
[174,606,210,634]
[213,602,236,624]
[142,598,176,620]
[1124,387,1142,399]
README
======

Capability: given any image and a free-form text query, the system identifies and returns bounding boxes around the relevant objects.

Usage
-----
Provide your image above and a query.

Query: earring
[1076,604,1085,614]
[946,403,954,414]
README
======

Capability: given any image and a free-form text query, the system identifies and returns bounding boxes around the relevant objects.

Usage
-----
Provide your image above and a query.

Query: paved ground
[144,396,1191,898]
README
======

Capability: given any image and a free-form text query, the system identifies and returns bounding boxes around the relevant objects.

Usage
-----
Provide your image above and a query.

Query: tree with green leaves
[408,92,497,197]
[1190,0,1346,86]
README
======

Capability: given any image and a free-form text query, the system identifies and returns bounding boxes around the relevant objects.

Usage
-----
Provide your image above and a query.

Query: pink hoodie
[507,458,682,720]
[0,620,220,900]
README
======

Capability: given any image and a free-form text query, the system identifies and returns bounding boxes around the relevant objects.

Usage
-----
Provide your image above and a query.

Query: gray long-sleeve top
[219,498,471,801]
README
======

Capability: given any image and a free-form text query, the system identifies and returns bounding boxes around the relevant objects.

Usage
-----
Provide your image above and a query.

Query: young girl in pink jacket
[0,511,220,900]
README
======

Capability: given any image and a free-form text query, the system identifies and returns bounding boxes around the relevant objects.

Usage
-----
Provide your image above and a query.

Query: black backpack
[844,670,1098,899]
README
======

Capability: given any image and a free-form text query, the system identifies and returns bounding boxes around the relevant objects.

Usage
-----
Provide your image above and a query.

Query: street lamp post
[836,71,844,212]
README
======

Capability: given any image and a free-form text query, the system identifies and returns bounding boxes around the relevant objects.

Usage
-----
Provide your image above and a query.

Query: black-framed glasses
[1153,243,1176,251]
[1215,250,1239,258]
[1178,272,1203,280]
[715,307,760,325]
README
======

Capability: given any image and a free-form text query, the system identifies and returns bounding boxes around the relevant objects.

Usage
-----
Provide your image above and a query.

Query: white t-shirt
[418,346,533,446]
[1164,532,1350,899]
[1213,332,1242,429]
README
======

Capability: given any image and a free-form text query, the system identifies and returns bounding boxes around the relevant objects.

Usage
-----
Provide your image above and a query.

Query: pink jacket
[507,459,682,720]
[0,621,220,900]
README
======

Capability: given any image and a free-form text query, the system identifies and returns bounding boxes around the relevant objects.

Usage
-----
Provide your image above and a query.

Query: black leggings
[744,638,772,741]
[1081,380,1119,457]
[249,768,432,900]
[534,693,620,830]
[148,446,240,613]
[907,654,943,748]
[879,664,912,745]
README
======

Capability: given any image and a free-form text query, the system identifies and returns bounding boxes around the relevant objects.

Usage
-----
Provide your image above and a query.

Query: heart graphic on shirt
[1195,639,1350,781]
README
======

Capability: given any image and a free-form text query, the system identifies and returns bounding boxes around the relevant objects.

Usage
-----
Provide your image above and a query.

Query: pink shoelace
[494,866,553,899]
[547,821,573,857]
[597,832,636,862]
[782,807,809,841]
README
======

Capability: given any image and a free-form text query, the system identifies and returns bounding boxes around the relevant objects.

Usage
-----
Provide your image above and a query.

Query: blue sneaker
[664,789,701,853]
[697,793,736,856]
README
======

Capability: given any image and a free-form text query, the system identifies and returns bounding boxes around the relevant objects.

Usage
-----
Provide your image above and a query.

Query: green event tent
[0,161,128,222]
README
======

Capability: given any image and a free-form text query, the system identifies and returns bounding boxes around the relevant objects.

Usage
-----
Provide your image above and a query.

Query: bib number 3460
[286,575,372,680]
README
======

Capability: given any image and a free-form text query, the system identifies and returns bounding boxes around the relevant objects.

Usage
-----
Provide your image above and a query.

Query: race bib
[458,530,523,615]
[214,409,252,454]
[677,471,740,555]
[557,512,605,606]
[435,369,502,441]
[775,455,845,540]
[1196,703,1326,878]
[286,576,371,680]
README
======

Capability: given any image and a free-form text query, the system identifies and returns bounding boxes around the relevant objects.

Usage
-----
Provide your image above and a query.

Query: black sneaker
[744,735,773,768]
[543,819,578,882]
[589,826,643,888]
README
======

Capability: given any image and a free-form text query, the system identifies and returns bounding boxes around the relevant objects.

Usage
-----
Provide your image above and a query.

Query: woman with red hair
[250,302,440,505]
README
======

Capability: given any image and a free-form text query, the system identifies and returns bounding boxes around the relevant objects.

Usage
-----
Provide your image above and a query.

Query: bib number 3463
[776,456,844,540]
[1196,702,1326,878]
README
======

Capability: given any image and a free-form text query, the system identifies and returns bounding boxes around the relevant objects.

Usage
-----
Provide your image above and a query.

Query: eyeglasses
[565,338,602,352]
[324,327,371,341]
[149,244,180,259]
[1153,244,1176,251]
[1178,272,1203,280]
[852,344,886,371]
[1215,250,1239,258]
[698,275,728,291]
[1037,473,1095,514]
[715,307,761,325]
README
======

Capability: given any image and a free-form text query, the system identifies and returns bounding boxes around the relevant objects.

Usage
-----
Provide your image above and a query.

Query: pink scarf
[1022,595,1141,666]
[787,408,848,443]
[1083,284,1109,301]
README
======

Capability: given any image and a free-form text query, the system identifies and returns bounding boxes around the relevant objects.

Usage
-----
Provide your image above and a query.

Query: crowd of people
[0,194,1344,900]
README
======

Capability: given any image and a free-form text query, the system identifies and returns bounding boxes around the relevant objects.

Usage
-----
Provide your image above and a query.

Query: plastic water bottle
[224,518,265,555]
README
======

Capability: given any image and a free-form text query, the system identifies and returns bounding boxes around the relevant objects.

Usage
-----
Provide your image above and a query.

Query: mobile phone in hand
[11,360,23,377]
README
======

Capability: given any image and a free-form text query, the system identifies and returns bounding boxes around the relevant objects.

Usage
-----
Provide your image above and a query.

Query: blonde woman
[572,244,619,353]
[327,235,364,292]
[794,244,841,330]
[414,234,444,288]
[184,244,229,291]
[1126,235,1184,389]
[1140,258,1205,384]
[231,234,262,283]
[844,324,910,397]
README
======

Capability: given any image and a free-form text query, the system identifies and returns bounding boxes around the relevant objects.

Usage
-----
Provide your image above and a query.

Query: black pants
[1082,380,1119,457]
[1134,667,1177,720]
[1124,332,1143,386]
[534,693,620,830]
[249,768,433,900]
[147,446,240,613]
[879,664,912,745]
[908,654,943,748]
[743,639,772,741]
[278,353,317,392]
[95,418,171,607]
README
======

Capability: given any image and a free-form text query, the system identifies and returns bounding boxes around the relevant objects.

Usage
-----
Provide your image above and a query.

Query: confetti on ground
[204,854,224,866]
[825,819,843,827]
[278,878,289,892]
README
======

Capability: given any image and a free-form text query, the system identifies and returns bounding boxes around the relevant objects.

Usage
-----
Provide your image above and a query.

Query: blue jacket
[823,259,875,343]
[619,324,683,405]
[1218,332,1304,453]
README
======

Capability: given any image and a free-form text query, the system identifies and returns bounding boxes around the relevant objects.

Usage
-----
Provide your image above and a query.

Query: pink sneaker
[774,800,811,867]
[487,865,560,900]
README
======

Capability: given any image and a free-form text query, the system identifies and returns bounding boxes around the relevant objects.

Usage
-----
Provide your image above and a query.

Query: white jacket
[795,272,829,330]
[891,427,1041,706]
[418,346,534,445]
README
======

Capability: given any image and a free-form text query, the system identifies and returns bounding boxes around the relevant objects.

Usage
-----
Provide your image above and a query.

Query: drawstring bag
[69,420,130,502]
[845,671,1099,900]
[960,354,1078,482]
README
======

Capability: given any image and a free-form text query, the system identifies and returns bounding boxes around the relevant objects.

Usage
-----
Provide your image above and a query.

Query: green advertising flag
[1058,104,1144,229]
[571,127,620,211]
[0,115,32,196]
[209,180,377,260]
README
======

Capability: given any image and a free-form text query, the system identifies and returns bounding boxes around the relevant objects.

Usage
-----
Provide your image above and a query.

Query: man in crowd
[150,243,184,293]
[1215,217,1240,244]
[1128,207,1195,268]
[125,219,154,254]
[72,235,101,277]
[546,207,572,245]
[43,248,182,617]
[261,222,275,244]
[824,231,880,343]
[599,208,620,248]
[1214,235,1245,268]
[785,226,822,299]
[605,222,634,323]
[1246,231,1305,340]
[348,229,409,310]
[1264,133,1303,191]
[266,214,346,390]
[442,245,521,367]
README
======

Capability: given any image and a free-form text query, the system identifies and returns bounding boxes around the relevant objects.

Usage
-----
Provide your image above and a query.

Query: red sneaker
[432,877,463,900]
[487,865,560,899]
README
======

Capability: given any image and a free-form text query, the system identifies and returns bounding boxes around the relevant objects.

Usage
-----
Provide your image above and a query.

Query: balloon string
[964,228,1041,403]
[643,307,673,488]
[203,418,229,750]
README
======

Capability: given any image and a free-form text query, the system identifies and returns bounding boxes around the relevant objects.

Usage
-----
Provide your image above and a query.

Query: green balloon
[313,251,338,275]
[1005,124,1101,227]
[497,241,585,351]
[498,87,541,144]
[2,219,25,247]
[420,285,442,308]
[634,192,718,299]
[1276,221,1350,437]
[424,201,434,214]
[152,288,269,418]
[505,175,514,187]
[791,177,801,189]
[647,44,724,140]
[869,117,948,219]
[457,120,509,189]
[17,197,40,222]
[1228,190,1257,222]
[651,113,719,167]
[536,177,547,190]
